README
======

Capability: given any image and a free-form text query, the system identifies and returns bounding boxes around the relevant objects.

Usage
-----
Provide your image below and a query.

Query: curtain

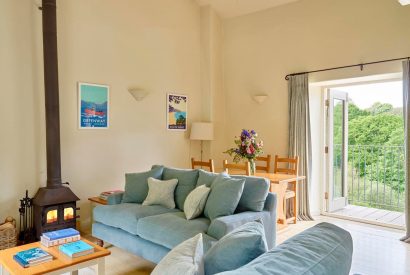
[401,59,410,243]
[288,74,313,221]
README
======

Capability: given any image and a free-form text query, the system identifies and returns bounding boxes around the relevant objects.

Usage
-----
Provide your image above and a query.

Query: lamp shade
[190,122,213,141]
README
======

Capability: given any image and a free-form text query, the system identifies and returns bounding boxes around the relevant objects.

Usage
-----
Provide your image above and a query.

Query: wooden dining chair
[255,154,272,172]
[274,155,299,224]
[222,160,251,176]
[191,158,215,172]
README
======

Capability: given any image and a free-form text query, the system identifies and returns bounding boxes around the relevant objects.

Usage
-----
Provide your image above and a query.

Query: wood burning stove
[34,201,78,238]
[33,0,80,239]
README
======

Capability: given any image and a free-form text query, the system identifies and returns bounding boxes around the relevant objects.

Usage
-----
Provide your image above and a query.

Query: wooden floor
[330,204,405,229]
[69,215,409,275]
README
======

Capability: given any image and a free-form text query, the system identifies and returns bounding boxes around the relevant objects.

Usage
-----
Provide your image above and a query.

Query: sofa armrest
[207,210,276,249]
[107,192,124,205]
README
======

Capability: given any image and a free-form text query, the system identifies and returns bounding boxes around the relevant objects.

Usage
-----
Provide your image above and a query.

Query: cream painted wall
[0,1,43,224]
[1,0,202,231]
[199,6,226,168]
[220,0,410,213]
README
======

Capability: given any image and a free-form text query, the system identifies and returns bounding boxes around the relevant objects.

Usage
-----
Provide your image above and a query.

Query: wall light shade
[190,122,213,141]
[399,0,410,5]
[128,88,148,101]
[252,95,268,104]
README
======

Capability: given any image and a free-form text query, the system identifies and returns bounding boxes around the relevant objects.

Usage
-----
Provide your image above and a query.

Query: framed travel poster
[78,82,109,129]
[167,93,187,131]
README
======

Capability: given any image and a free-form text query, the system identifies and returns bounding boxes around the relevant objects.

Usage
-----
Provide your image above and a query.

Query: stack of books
[13,247,53,268]
[40,228,80,247]
[59,240,94,258]
[99,190,122,201]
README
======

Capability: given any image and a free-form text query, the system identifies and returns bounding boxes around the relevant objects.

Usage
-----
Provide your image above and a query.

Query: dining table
[254,172,306,228]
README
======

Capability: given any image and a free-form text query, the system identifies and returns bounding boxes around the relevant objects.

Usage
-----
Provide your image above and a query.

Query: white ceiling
[196,0,301,18]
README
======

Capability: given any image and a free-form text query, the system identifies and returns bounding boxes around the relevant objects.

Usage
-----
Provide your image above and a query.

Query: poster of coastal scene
[167,93,187,131]
[78,82,109,129]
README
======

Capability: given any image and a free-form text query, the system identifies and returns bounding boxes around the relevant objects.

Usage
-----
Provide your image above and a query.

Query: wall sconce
[252,94,268,104]
[128,88,148,101]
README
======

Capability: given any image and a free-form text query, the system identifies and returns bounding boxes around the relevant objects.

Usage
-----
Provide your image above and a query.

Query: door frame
[312,74,404,230]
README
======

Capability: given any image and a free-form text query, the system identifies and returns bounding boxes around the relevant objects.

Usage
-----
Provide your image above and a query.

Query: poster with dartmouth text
[167,93,187,131]
[78,83,109,129]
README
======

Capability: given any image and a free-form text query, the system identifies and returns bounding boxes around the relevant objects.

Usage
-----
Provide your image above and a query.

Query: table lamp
[190,122,214,161]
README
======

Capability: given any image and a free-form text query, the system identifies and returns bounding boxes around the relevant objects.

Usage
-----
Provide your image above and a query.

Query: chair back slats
[191,158,215,172]
[222,160,251,176]
[273,155,299,175]
[255,154,272,172]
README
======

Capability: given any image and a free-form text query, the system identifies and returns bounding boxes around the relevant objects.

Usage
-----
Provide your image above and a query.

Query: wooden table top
[88,197,108,205]
[0,238,110,275]
[254,172,306,183]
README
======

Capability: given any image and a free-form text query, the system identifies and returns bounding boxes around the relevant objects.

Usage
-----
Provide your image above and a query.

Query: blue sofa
[92,166,276,264]
[92,167,353,274]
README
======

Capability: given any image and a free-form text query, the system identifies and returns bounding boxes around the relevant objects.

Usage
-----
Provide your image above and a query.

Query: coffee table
[0,238,110,275]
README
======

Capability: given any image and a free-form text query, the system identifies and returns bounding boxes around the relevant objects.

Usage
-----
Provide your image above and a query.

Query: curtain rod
[285,56,410,80]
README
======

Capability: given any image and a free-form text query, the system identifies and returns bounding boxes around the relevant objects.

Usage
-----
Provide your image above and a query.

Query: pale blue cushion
[122,166,164,203]
[204,175,245,220]
[137,212,211,249]
[162,167,199,210]
[196,170,228,187]
[204,221,267,275]
[217,222,353,275]
[232,175,270,212]
[93,203,179,235]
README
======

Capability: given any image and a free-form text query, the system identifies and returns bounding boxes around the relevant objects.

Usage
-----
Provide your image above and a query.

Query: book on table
[42,228,80,241]
[99,190,122,200]
[13,247,53,268]
[59,240,94,258]
[40,234,81,247]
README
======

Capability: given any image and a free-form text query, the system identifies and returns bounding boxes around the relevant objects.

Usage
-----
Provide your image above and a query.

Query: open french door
[326,89,349,212]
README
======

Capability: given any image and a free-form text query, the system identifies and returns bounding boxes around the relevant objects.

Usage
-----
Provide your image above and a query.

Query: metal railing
[334,144,405,212]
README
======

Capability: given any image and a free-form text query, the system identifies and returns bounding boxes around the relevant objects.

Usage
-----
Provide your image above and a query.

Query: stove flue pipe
[42,0,62,188]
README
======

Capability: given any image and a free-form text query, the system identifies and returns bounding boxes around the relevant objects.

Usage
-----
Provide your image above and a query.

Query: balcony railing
[334,144,405,212]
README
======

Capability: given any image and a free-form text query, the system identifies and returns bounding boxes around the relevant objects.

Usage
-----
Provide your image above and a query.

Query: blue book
[42,228,79,241]
[16,247,52,263]
[59,240,94,258]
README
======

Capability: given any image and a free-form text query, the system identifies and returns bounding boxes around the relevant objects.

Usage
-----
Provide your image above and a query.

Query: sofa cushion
[93,203,179,235]
[184,185,211,220]
[162,167,200,210]
[232,176,269,212]
[196,170,228,187]
[152,233,204,275]
[204,175,245,220]
[143,177,178,209]
[137,212,211,249]
[122,166,164,203]
[204,220,267,275]
[217,222,353,275]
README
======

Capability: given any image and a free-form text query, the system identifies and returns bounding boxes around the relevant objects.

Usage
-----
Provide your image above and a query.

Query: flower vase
[249,159,256,175]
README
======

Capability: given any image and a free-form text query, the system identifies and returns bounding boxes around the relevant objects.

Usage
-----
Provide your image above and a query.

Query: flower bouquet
[224,129,263,174]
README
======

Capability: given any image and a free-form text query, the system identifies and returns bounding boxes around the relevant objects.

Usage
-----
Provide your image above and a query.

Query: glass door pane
[333,99,344,199]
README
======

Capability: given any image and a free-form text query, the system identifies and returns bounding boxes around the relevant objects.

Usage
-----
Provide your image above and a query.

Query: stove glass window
[46,209,58,223]
[64,207,74,220]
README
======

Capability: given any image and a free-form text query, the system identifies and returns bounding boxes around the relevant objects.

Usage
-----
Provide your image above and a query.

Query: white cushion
[184,185,211,220]
[142,177,178,209]
[152,233,204,275]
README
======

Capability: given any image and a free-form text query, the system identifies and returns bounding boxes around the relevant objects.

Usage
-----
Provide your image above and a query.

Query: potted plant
[224,129,263,175]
